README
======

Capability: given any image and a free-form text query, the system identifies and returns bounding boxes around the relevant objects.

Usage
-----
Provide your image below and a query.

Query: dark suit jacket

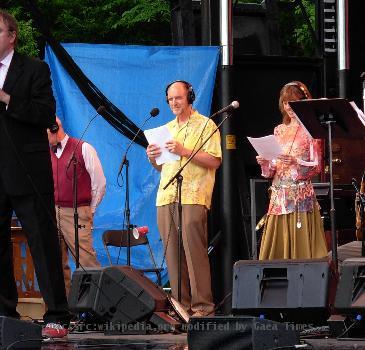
[0,52,56,196]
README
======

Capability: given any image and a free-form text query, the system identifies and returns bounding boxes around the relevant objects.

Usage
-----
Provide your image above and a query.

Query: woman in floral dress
[257,81,328,259]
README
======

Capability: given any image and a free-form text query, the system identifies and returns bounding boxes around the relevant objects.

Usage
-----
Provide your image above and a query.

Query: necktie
[51,142,62,153]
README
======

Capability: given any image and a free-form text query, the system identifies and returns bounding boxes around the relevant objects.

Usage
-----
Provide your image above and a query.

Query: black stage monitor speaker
[335,258,365,315]
[68,266,167,324]
[0,317,42,349]
[232,259,332,323]
[187,316,299,350]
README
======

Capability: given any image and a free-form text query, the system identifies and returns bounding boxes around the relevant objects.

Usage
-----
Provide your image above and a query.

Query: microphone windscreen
[97,105,106,114]
[150,108,160,117]
[231,101,240,109]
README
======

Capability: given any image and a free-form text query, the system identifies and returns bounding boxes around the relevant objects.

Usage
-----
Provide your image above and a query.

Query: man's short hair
[0,9,18,47]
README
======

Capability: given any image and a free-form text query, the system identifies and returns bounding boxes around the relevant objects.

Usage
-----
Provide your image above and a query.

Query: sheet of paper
[350,101,365,127]
[144,125,180,165]
[247,135,283,160]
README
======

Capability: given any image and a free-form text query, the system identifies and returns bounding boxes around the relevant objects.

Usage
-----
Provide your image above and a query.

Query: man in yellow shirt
[146,80,222,317]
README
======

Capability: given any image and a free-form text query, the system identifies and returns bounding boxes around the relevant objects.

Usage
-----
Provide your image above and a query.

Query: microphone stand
[360,194,365,257]
[118,109,158,266]
[66,106,105,268]
[163,111,232,302]
[122,155,132,266]
[70,154,83,268]
[352,179,365,257]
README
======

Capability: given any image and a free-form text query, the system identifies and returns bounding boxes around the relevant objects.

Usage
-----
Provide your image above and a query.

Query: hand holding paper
[247,135,283,160]
[144,125,180,165]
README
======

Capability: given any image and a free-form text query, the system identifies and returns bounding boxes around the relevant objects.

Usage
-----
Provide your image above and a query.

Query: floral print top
[259,117,322,215]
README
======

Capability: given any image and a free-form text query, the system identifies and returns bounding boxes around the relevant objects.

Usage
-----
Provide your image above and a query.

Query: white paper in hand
[144,125,180,165]
[247,135,283,160]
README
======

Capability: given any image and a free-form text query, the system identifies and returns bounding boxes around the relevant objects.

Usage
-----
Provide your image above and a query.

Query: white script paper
[144,125,180,165]
[247,135,283,160]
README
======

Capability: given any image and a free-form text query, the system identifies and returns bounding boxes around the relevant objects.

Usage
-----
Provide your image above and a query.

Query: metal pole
[125,159,131,266]
[219,0,235,314]
[220,0,233,67]
[327,119,338,271]
[72,156,80,268]
[177,175,183,302]
[362,74,365,113]
[337,0,348,98]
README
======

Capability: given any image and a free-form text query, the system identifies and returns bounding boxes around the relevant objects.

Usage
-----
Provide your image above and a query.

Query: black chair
[102,229,163,286]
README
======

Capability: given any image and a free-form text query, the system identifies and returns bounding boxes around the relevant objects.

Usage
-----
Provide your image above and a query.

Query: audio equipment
[68,266,168,325]
[187,316,299,350]
[209,101,239,118]
[49,122,59,134]
[232,259,332,324]
[165,80,195,104]
[118,107,159,175]
[335,258,365,315]
[0,317,42,349]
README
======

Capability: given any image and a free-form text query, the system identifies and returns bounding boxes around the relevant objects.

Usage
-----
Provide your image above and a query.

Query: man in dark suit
[0,9,69,338]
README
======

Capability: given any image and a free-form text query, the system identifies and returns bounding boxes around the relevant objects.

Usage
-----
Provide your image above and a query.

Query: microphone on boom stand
[117,107,159,266]
[64,105,105,268]
[118,107,159,176]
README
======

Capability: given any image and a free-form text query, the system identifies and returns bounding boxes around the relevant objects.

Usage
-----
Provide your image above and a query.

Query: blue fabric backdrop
[45,44,220,284]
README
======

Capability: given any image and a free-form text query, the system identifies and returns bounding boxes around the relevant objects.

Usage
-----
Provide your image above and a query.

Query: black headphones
[165,80,195,105]
[49,123,59,134]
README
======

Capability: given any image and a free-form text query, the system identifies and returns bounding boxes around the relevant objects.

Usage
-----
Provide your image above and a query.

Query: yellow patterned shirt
[156,111,222,209]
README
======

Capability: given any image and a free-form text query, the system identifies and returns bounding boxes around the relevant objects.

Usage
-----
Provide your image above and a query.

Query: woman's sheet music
[247,135,283,160]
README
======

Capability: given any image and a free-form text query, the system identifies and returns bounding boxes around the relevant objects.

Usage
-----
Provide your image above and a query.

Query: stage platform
[35,331,365,350]
[41,332,188,349]
[305,338,365,350]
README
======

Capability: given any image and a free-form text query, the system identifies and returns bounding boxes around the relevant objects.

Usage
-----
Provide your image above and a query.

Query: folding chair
[102,229,162,286]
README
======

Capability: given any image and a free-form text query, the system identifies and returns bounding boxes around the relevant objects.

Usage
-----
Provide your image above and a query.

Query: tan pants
[56,206,100,295]
[157,204,214,316]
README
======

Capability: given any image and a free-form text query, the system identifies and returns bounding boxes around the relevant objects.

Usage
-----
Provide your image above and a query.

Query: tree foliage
[4,0,171,57]
[278,0,316,56]
[5,5,40,57]
[4,0,316,58]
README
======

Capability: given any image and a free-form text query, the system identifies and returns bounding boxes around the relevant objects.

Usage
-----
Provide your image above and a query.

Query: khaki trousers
[157,204,214,315]
[56,206,100,295]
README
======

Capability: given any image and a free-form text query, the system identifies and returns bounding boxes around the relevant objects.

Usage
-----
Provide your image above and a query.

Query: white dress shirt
[0,50,14,89]
[54,135,106,212]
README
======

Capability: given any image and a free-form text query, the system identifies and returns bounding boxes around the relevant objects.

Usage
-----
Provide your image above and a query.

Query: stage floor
[41,333,188,349]
[36,333,365,350]
[305,338,365,349]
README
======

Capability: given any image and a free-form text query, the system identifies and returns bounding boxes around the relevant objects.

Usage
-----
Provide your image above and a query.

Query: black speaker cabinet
[68,266,167,324]
[335,258,365,315]
[0,317,42,349]
[187,316,299,350]
[232,259,331,323]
